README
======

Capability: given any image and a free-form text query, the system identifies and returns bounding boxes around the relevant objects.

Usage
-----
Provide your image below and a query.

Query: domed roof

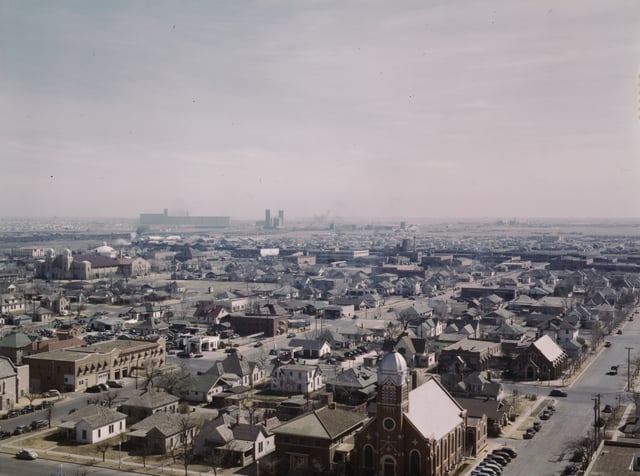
[377,350,408,386]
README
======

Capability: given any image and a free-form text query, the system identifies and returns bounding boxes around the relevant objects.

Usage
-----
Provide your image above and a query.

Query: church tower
[374,350,409,475]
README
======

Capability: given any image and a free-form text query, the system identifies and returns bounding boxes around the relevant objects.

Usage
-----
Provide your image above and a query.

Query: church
[354,350,467,476]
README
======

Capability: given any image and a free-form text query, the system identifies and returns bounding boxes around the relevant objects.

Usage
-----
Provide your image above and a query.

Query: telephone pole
[593,394,601,449]
[626,347,633,391]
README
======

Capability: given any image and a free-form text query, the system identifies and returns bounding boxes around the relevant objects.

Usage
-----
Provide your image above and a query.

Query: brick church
[354,350,467,476]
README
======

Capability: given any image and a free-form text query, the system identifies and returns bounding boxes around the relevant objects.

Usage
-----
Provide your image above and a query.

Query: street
[496,315,639,476]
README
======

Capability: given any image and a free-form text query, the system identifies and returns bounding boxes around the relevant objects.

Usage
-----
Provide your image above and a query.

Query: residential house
[325,367,377,405]
[289,338,332,359]
[195,414,276,468]
[272,405,368,475]
[128,412,197,454]
[192,304,229,325]
[438,338,502,374]
[395,335,436,369]
[0,356,28,411]
[119,390,180,424]
[451,371,504,401]
[270,363,324,396]
[58,404,127,444]
[203,352,266,389]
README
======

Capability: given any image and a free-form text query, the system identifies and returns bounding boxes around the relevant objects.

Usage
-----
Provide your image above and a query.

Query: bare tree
[564,434,596,468]
[177,415,197,476]
[155,362,191,394]
[241,399,259,424]
[95,440,111,462]
[25,392,39,406]
[103,390,119,408]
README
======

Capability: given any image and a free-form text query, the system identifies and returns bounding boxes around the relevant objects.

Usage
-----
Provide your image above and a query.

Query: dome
[377,350,408,386]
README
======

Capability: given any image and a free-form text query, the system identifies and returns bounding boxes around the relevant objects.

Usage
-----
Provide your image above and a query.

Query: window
[109,424,114,433]
[98,429,101,438]
[410,450,421,475]
[82,430,87,440]
[364,445,374,468]
[258,442,264,453]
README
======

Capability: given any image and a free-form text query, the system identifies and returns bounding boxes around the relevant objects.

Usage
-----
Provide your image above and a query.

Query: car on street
[42,389,61,398]
[498,447,517,458]
[604,341,612,347]
[15,449,38,460]
[12,425,31,435]
[106,380,123,388]
[563,463,579,475]
[30,419,48,430]
[603,404,613,413]
[177,351,192,358]
[541,410,552,420]
[550,389,568,397]
[5,409,21,419]
[617,329,623,334]
[533,420,542,431]
[194,353,204,358]
[523,428,536,439]
[254,341,264,347]
[287,333,296,338]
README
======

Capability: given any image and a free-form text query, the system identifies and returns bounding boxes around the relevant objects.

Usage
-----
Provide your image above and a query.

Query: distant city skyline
[2,1,639,220]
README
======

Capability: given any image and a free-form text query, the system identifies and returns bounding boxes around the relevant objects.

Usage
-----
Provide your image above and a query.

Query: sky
[1,0,639,222]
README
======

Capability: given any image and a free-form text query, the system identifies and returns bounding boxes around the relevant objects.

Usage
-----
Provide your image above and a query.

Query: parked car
[563,463,579,475]
[177,351,191,358]
[15,449,38,460]
[12,425,31,435]
[550,389,568,397]
[617,329,623,334]
[604,341,612,347]
[498,447,517,458]
[603,404,613,413]
[6,409,21,419]
[540,410,552,420]
[106,380,123,388]
[523,428,535,439]
[85,385,102,393]
[287,333,296,338]
[254,341,264,347]
[30,419,48,430]
[42,389,61,398]
[487,453,508,465]
[533,421,542,431]
[194,353,204,358]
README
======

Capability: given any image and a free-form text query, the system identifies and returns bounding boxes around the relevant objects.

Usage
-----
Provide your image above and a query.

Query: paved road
[495,313,639,476]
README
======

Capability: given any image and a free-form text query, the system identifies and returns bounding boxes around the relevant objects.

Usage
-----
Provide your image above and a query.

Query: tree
[95,440,111,462]
[177,415,197,476]
[103,390,119,408]
[155,362,191,394]
[25,392,38,406]
[564,434,596,468]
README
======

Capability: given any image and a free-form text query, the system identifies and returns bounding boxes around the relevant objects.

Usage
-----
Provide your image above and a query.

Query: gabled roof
[120,390,179,409]
[405,377,464,440]
[60,404,126,429]
[130,412,194,437]
[532,335,566,362]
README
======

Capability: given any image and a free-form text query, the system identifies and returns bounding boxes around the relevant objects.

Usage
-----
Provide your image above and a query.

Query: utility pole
[593,394,601,449]
[627,347,633,391]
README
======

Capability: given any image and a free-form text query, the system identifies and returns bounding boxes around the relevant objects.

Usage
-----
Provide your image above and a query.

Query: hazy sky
[2,0,639,221]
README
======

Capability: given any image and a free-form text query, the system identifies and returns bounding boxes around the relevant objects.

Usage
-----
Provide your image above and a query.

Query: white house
[270,363,324,396]
[59,404,127,444]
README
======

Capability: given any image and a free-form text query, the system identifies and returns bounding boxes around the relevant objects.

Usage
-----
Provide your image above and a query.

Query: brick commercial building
[24,337,166,393]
